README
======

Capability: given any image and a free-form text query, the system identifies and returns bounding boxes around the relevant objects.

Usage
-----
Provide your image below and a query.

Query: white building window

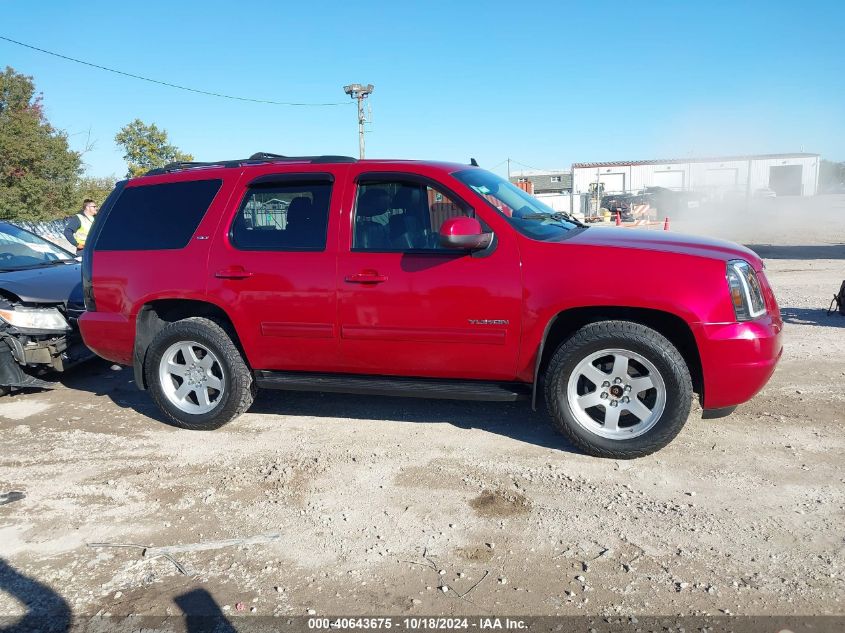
[550,176,562,183]
[517,178,528,183]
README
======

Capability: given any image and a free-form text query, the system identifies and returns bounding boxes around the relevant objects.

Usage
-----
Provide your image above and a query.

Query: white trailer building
[571,153,820,197]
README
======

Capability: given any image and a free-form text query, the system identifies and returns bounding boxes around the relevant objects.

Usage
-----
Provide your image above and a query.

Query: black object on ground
[0,491,25,506]
[828,280,845,315]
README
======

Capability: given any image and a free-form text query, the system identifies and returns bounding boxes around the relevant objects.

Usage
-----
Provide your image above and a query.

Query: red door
[336,170,523,380]
[206,166,348,372]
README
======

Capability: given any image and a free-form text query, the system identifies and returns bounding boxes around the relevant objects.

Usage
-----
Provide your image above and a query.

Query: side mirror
[438,217,493,250]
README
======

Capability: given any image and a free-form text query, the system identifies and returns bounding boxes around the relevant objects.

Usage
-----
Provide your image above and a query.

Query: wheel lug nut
[610,400,618,407]
[600,392,608,400]
[624,385,632,392]
[622,396,630,404]
[601,381,610,388]
[613,377,622,385]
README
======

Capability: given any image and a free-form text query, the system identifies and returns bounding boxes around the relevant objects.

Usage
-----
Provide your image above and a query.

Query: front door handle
[215,266,253,279]
[344,271,388,284]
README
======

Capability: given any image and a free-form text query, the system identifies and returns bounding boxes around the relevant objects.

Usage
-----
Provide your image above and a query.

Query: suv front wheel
[145,317,256,430]
[545,320,692,458]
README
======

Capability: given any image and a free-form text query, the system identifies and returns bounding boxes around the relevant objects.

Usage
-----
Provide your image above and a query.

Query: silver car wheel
[158,341,225,415]
[566,348,666,440]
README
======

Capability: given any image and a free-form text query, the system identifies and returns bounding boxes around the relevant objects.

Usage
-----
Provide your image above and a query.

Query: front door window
[353,180,474,252]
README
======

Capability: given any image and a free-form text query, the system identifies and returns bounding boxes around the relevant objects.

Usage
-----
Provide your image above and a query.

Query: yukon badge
[468,319,509,325]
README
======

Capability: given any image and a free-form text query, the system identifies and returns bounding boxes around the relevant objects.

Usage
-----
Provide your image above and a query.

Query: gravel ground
[0,198,843,621]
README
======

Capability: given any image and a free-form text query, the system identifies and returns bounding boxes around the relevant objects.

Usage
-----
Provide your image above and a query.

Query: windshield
[452,168,584,240]
[0,223,75,270]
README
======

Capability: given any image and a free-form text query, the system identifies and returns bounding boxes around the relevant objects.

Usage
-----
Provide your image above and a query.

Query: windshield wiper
[519,212,585,226]
[8,259,75,270]
[550,211,585,226]
[562,213,587,227]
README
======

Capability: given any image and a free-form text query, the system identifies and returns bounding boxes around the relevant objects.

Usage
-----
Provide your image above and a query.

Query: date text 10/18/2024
[307,618,527,630]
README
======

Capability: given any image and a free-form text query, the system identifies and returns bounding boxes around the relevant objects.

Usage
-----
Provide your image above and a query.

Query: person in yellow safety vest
[63,199,99,252]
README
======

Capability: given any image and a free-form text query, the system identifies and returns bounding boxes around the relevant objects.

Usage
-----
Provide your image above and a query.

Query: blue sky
[2,0,843,178]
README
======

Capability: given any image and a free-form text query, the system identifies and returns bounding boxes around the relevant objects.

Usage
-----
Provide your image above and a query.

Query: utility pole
[507,158,511,180]
[343,83,374,159]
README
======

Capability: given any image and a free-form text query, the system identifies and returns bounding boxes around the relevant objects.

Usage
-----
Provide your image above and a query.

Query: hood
[563,227,762,268]
[0,262,83,306]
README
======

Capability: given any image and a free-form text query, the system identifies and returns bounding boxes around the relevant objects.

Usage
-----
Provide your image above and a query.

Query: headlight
[0,307,70,331]
[726,260,767,321]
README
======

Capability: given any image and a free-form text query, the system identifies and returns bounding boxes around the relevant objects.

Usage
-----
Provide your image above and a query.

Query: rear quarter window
[95,179,222,250]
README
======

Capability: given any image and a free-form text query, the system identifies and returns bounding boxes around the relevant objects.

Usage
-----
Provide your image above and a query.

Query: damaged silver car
[0,222,92,394]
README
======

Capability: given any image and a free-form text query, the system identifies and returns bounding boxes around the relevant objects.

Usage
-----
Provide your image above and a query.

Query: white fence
[9,219,76,251]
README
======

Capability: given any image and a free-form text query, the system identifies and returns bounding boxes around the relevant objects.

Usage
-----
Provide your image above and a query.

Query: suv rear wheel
[545,320,692,458]
[145,317,256,430]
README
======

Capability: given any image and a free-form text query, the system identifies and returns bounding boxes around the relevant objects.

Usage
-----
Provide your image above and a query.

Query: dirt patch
[468,489,531,517]
[454,545,495,563]
[393,460,470,491]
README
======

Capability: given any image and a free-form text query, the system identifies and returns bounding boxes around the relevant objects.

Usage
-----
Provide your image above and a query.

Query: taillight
[82,250,96,312]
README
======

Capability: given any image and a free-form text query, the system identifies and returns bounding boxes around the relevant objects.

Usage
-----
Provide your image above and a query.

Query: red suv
[79,153,782,458]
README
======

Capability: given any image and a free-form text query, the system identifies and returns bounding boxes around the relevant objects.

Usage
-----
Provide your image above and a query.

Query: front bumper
[0,327,94,388]
[1,330,92,372]
[694,314,783,410]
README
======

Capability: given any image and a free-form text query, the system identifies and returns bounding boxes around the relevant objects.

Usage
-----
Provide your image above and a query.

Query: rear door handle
[344,272,388,284]
[215,266,253,279]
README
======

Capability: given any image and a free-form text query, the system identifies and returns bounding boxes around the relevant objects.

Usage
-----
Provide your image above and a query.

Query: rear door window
[95,179,222,250]
[230,181,332,251]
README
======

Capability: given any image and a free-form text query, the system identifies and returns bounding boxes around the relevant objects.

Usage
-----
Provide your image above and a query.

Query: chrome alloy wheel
[158,341,225,414]
[566,348,666,440]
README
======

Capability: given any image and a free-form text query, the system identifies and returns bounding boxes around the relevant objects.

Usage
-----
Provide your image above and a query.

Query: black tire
[144,317,256,430]
[544,320,692,459]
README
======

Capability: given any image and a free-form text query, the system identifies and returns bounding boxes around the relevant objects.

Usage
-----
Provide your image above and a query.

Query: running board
[254,371,529,402]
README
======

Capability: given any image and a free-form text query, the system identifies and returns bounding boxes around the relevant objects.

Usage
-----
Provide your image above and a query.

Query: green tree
[114,119,193,178]
[73,175,117,208]
[0,66,82,221]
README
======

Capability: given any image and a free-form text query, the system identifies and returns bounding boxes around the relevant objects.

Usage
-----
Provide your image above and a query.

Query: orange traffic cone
[615,212,621,226]
[663,216,670,231]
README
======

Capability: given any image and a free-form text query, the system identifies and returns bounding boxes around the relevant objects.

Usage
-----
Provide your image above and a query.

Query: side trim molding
[261,322,335,338]
[341,326,505,345]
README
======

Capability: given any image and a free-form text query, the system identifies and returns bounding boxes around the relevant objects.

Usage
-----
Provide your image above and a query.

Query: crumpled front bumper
[0,329,94,388]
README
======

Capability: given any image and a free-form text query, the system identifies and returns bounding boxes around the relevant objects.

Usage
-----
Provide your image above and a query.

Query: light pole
[343,83,374,159]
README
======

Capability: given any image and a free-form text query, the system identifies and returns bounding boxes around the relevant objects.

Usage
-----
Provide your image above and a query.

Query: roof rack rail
[249,152,287,160]
[143,153,358,176]
[143,160,238,176]
[311,155,358,164]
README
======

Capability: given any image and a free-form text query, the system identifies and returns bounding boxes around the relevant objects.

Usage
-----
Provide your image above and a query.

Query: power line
[485,159,509,172]
[510,158,560,173]
[0,35,352,107]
